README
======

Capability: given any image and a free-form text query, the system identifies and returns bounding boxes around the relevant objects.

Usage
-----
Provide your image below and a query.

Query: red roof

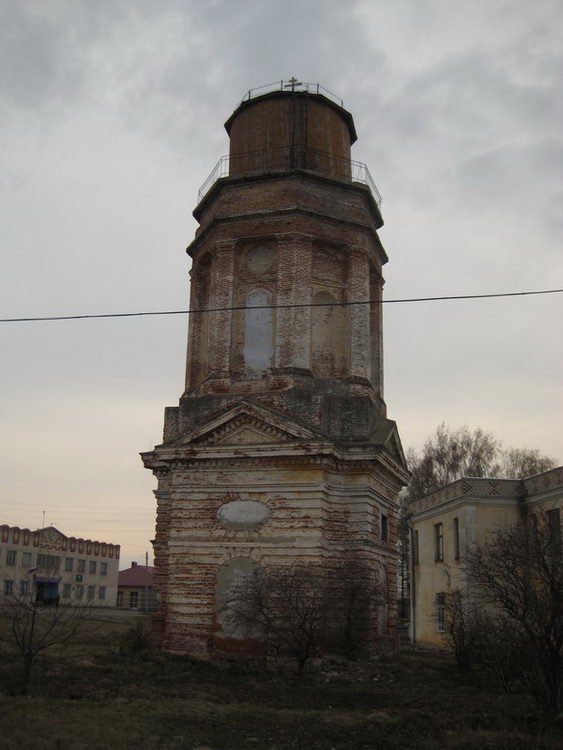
[118,565,154,587]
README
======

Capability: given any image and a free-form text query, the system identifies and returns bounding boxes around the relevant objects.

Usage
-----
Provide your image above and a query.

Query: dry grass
[0,614,561,750]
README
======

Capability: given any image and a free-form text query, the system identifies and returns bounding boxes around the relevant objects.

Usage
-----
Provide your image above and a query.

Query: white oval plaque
[217,500,271,530]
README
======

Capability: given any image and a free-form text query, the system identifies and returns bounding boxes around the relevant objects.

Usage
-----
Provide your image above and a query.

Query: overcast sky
[1,0,562,568]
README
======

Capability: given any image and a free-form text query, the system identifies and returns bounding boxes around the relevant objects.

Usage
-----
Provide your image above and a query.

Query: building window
[87,586,96,600]
[4,580,14,595]
[436,592,446,633]
[63,583,72,598]
[546,508,561,551]
[37,555,60,570]
[6,550,17,566]
[19,580,29,597]
[89,561,97,575]
[434,523,444,562]
[244,289,274,376]
[413,529,419,565]
[76,585,84,599]
[129,591,139,609]
[98,586,106,600]
[22,552,32,567]
[116,591,123,608]
[453,518,460,560]
[381,513,389,543]
[77,559,85,573]
[37,554,60,570]
[65,557,74,572]
[100,562,108,576]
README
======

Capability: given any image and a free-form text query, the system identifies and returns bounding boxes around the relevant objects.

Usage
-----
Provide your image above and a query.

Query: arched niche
[244,288,274,376]
[215,558,263,640]
[311,290,346,376]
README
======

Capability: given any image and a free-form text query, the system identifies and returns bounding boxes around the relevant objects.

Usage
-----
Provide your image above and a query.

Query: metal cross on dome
[284,77,303,91]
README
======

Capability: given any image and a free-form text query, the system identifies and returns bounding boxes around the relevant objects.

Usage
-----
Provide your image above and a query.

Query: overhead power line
[1,288,561,324]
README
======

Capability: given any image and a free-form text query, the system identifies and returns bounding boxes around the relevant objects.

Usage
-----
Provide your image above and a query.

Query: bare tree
[464,518,563,715]
[404,424,556,505]
[224,560,385,673]
[444,588,486,670]
[324,555,386,658]
[0,571,95,695]
[225,565,327,674]
[498,447,556,479]
[444,588,524,691]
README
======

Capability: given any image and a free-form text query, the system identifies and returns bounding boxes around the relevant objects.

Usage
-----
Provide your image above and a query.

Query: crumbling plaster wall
[151,458,400,657]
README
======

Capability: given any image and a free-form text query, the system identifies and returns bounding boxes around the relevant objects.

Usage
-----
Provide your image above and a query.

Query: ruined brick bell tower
[142,81,409,657]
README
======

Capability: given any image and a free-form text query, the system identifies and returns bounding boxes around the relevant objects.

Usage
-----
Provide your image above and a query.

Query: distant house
[410,465,562,646]
[0,525,120,607]
[117,562,158,612]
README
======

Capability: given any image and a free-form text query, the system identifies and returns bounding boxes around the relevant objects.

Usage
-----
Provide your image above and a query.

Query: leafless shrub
[444,589,486,670]
[0,572,97,695]
[464,519,563,715]
[223,559,386,674]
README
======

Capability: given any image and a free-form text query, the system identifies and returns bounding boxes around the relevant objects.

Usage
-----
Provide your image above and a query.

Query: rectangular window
[4,580,14,595]
[436,592,446,633]
[6,550,17,566]
[63,583,72,598]
[89,561,97,575]
[19,580,29,597]
[22,552,32,567]
[98,586,106,600]
[546,508,561,551]
[116,591,123,608]
[37,554,60,570]
[65,557,74,572]
[413,529,419,565]
[129,591,139,609]
[76,585,84,600]
[434,523,444,562]
[87,586,96,600]
[453,518,460,560]
[100,562,108,576]
[380,513,389,543]
[77,559,85,573]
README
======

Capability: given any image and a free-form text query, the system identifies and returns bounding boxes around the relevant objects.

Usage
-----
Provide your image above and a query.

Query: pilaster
[206,243,236,377]
[348,247,371,382]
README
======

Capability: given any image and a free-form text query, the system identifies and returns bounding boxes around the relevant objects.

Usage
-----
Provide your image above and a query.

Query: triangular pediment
[385,430,406,466]
[370,419,408,470]
[214,425,279,445]
[38,526,66,542]
[170,401,324,448]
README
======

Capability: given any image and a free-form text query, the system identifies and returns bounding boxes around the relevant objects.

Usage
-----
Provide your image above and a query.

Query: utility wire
[1,288,562,323]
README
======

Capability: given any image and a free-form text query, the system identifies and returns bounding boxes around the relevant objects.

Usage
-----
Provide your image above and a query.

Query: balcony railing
[197,145,382,206]
[239,79,345,108]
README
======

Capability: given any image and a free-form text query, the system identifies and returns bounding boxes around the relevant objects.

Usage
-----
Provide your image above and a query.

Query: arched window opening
[311,290,346,376]
[244,289,274,376]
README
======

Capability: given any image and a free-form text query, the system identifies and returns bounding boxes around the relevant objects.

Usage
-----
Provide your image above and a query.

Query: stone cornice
[142,449,404,478]
[412,494,522,523]
[410,477,522,517]
[410,466,563,518]
[522,465,563,500]
[189,183,386,264]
